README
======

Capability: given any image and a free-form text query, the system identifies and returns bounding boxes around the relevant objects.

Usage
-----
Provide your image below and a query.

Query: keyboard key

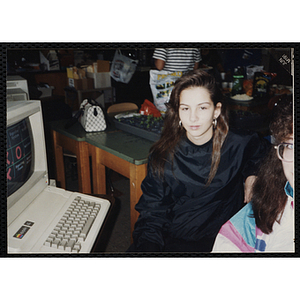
[59,240,67,250]
[65,240,75,251]
[52,239,61,248]
[79,216,95,241]
[57,234,64,240]
[44,239,52,247]
[71,234,79,240]
[74,243,81,251]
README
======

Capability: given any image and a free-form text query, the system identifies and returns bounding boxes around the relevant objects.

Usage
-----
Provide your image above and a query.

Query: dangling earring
[213,118,217,129]
[179,120,182,127]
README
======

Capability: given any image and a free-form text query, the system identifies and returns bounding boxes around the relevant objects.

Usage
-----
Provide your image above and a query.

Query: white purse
[79,99,107,132]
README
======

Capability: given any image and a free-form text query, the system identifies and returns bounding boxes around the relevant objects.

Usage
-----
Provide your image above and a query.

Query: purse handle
[83,98,111,126]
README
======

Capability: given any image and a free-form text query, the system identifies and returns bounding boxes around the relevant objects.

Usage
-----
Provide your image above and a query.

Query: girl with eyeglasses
[128,69,269,252]
[213,96,294,252]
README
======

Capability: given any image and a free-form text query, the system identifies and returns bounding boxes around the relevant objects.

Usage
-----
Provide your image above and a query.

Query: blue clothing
[213,182,294,253]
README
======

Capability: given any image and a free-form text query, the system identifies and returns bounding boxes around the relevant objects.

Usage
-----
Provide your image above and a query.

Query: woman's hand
[244,175,256,203]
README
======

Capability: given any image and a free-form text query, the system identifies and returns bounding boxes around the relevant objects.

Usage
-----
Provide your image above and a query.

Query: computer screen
[7,100,48,225]
[7,118,34,197]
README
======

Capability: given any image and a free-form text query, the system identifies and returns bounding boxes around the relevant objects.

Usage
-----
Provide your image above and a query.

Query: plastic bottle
[232,67,244,96]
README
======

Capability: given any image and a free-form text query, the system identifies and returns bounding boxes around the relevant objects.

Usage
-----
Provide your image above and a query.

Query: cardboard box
[67,67,74,78]
[67,67,86,79]
[87,72,111,88]
[97,60,110,72]
[68,77,94,90]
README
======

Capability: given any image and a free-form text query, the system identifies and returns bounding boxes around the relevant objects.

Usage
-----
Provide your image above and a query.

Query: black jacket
[132,130,270,251]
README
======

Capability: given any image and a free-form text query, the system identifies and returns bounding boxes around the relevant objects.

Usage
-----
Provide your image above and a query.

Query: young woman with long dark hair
[213,96,294,252]
[130,69,269,252]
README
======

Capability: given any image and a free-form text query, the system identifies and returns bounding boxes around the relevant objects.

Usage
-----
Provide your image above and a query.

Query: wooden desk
[86,131,151,234]
[51,120,153,237]
[51,121,91,194]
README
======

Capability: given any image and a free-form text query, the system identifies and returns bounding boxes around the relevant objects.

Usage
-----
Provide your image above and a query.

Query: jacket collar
[284,181,293,198]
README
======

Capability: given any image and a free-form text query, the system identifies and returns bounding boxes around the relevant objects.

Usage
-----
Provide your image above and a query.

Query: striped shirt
[153,48,201,72]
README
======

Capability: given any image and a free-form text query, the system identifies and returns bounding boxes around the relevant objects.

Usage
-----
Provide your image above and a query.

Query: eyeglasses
[274,143,294,163]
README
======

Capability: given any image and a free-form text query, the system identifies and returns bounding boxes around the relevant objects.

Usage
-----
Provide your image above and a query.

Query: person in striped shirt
[153,48,201,73]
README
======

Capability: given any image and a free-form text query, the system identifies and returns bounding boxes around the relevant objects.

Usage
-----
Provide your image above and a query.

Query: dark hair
[149,69,229,185]
[252,95,293,234]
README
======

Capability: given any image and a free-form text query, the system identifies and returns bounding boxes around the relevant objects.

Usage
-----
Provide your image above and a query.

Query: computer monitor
[6,75,29,101]
[7,100,48,226]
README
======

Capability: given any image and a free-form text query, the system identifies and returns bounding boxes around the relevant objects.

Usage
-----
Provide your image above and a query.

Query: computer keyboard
[43,196,101,253]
